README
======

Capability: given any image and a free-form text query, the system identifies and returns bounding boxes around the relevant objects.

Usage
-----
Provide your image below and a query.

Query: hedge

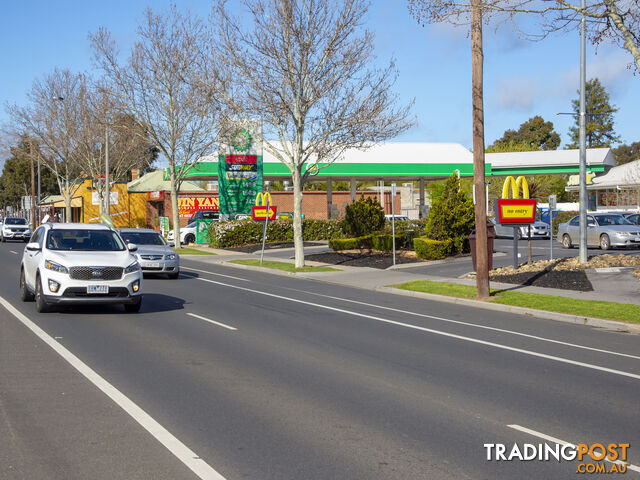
[208,218,344,248]
[329,234,374,251]
[413,237,452,260]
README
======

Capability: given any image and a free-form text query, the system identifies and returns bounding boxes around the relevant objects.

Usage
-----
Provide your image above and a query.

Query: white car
[167,222,197,245]
[20,223,143,313]
[2,217,32,242]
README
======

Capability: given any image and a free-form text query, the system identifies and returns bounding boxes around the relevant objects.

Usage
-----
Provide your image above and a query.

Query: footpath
[182,243,640,334]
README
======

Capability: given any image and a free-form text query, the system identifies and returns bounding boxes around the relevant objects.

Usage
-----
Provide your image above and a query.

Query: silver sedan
[489,218,550,239]
[118,228,180,278]
[557,213,640,250]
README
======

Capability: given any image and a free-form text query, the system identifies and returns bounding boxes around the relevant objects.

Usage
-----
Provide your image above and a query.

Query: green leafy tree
[612,142,640,165]
[568,78,620,148]
[343,197,385,237]
[489,116,560,151]
[0,142,58,209]
[425,174,475,254]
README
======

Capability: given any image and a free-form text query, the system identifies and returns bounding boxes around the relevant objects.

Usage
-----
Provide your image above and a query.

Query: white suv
[20,223,143,313]
[2,217,32,242]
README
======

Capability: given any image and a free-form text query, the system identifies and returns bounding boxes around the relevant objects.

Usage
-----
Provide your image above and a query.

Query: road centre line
[190,276,640,381]
[508,424,640,473]
[181,266,250,281]
[281,288,640,361]
[187,313,237,331]
[10,250,18,254]
[0,296,227,480]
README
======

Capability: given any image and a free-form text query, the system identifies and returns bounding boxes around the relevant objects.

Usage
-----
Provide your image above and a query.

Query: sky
[0,0,638,165]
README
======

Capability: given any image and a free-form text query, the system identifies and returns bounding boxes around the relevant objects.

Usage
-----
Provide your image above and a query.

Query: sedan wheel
[562,234,572,249]
[600,234,611,250]
[35,276,50,313]
[185,234,195,244]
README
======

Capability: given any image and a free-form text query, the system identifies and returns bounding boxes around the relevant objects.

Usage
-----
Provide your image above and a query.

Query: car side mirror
[26,242,41,252]
[127,243,138,252]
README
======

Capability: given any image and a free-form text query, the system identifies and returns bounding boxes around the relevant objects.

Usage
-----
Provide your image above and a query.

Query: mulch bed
[305,251,423,269]
[490,269,593,292]
[225,241,325,254]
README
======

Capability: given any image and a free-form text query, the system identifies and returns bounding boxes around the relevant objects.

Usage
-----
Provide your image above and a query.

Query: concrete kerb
[207,256,640,335]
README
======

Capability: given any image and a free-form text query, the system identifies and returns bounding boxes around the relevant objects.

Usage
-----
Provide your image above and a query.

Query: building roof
[127,170,205,193]
[567,159,640,191]
[487,148,616,176]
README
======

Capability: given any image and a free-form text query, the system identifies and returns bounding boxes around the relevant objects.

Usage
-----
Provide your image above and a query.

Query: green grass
[392,280,640,325]
[229,259,339,273]
[174,248,216,255]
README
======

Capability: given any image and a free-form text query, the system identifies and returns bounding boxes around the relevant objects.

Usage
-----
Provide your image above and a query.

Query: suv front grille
[69,266,123,281]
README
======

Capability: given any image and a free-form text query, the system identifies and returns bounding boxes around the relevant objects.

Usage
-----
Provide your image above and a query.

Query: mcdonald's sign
[496,176,537,224]
[252,192,277,221]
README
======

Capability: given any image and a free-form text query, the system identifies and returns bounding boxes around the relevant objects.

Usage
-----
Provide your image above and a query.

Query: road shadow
[53,293,186,315]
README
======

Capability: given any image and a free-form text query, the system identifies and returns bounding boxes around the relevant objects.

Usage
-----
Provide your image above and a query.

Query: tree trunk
[170,168,181,248]
[63,188,72,223]
[472,0,490,300]
[292,166,304,268]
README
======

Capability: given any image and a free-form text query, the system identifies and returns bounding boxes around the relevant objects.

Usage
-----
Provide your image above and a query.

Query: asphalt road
[0,240,639,479]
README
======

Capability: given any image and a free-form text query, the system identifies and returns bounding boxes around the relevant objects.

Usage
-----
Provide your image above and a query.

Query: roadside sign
[196,219,214,243]
[549,194,557,210]
[496,199,537,224]
[251,205,277,221]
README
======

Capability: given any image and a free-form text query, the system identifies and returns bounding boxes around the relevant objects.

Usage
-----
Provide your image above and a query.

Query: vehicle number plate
[87,285,109,294]
[147,262,161,268]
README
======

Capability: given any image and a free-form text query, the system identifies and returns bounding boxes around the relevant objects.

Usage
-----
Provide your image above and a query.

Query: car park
[167,222,197,245]
[20,223,143,313]
[489,217,550,239]
[557,213,640,250]
[1,217,32,242]
[119,228,180,278]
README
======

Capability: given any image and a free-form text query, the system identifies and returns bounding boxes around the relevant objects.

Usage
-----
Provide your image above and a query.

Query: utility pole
[29,142,36,230]
[105,127,110,216]
[578,0,588,264]
[471,0,489,299]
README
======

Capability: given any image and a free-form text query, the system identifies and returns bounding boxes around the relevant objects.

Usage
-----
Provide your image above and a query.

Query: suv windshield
[120,232,166,246]
[5,218,27,225]
[46,229,125,251]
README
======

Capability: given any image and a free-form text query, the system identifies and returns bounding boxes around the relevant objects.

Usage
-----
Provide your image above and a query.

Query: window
[5,218,27,225]
[31,227,45,246]
[569,216,580,226]
[120,232,165,246]
[46,230,125,251]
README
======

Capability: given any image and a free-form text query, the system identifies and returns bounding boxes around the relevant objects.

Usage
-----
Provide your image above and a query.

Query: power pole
[105,127,110,216]
[472,0,489,299]
[29,142,36,230]
[578,0,588,264]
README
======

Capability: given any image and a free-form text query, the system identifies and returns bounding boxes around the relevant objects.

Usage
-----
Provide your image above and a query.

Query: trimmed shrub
[343,197,385,237]
[208,218,343,248]
[413,237,452,260]
[329,234,374,251]
[372,234,394,252]
[425,174,475,254]
[552,210,579,236]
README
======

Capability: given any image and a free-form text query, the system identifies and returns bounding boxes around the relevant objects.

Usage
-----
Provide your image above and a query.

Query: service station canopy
[164,143,615,183]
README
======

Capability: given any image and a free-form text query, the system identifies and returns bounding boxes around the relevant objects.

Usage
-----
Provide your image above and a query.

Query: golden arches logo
[255,192,272,206]
[501,176,529,199]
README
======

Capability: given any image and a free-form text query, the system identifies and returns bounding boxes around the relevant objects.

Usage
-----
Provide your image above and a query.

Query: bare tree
[409,0,640,73]
[6,69,85,222]
[91,6,221,247]
[213,0,413,267]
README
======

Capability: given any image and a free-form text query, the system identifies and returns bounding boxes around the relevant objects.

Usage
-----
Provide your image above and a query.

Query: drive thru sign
[251,192,277,221]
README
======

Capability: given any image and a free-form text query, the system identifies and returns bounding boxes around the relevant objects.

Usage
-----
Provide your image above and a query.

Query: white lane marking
[187,313,237,331]
[0,296,226,480]
[181,266,250,282]
[508,424,640,474]
[282,288,640,361]
[191,276,640,381]
[10,250,18,255]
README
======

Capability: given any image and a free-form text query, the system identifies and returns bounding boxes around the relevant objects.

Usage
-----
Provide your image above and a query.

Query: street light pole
[578,0,587,264]
[105,126,110,216]
[29,142,36,230]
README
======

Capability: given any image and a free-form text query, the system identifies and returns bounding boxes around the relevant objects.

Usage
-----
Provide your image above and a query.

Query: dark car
[187,210,219,224]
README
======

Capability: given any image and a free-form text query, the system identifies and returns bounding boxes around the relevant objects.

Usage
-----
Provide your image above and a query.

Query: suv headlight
[165,254,176,260]
[45,260,69,274]
[124,261,141,274]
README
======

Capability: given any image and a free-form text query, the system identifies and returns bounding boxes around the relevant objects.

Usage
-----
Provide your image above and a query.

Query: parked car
[20,223,143,313]
[557,213,640,250]
[385,214,410,222]
[1,217,32,242]
[187,210,219,224]
[167,222,197,245]
[489,218,550,239]
[118,228,180,279]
